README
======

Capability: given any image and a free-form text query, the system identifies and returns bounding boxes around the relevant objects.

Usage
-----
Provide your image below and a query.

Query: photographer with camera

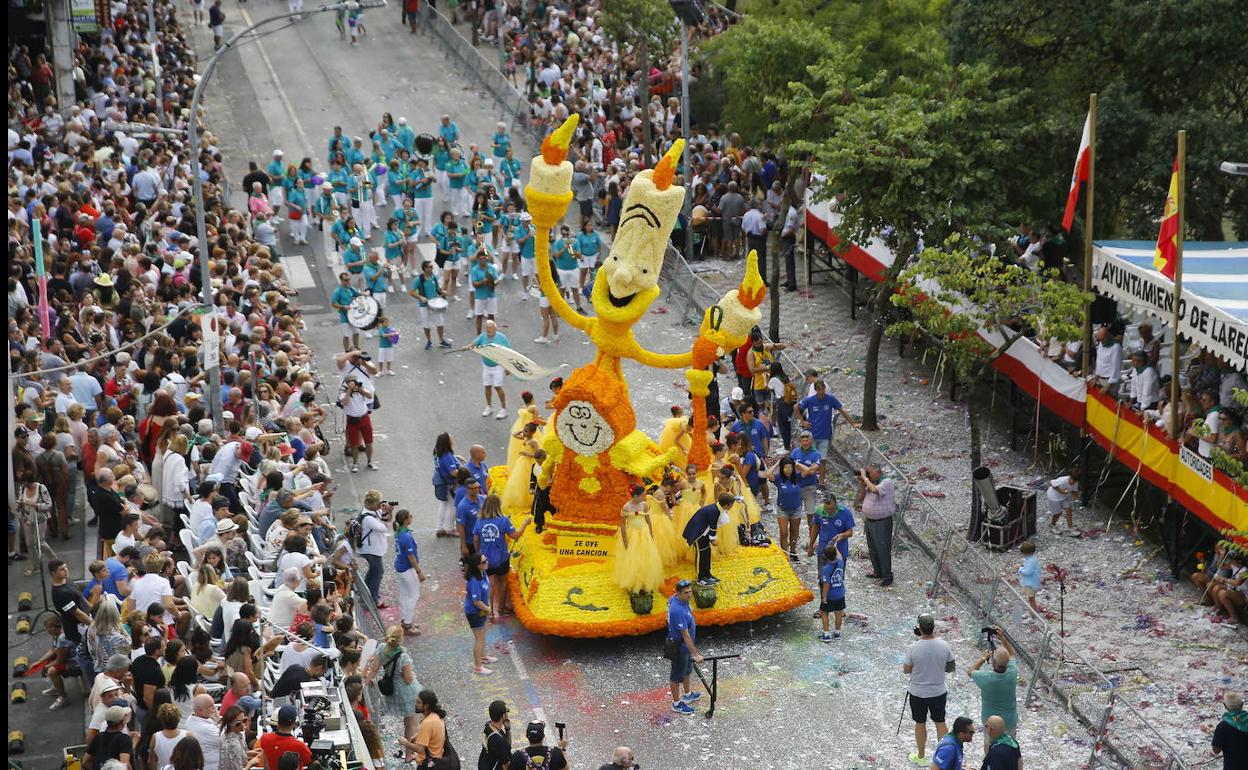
[353,490,393,608]
[478,699,512,770]
[597,746,637,770]
[966,625,1019,748]
[509,721,568,770]
[337,366,377,473]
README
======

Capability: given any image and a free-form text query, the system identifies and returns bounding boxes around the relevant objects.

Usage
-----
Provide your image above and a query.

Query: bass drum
[347,294,381,330]
[415,133,435,155]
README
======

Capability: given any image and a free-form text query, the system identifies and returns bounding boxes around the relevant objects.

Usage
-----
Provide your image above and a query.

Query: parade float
[492,116,812,638]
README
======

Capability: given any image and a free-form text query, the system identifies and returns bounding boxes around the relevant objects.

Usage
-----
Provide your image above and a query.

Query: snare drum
[347,294,381,330]
[426,297,449,311]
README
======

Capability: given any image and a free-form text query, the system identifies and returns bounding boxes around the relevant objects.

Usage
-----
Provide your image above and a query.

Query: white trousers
[320,220,336,260]
[289,216,307,242]
[361,199,378,228]
[397,568,422,624]
[436,497,456,532]
[415,198,434,238]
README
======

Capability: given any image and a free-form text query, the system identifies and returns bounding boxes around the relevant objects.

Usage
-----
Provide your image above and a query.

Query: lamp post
[669,0,704,258]
[147,0,165,125]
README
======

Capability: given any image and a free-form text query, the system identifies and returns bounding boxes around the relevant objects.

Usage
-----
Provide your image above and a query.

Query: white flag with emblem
[470,344,564,381]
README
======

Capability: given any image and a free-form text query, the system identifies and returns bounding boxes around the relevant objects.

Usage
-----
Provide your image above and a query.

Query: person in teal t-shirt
[330,272,360,352]
[343,236,366,281]
[463,319,510,419]
[575,220,603,290]
[446,148,470,218]
[491,123,510,159]
[514,212,536,296]
[286,179,309,245]
[552,225,583,312]
[967,626,1019,742]
[499,147,522,192]
[407,260,451,350]
[469,248,499,334]
[376,313,399,376]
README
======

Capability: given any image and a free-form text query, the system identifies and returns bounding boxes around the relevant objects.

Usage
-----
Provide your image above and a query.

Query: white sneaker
[553,334,560,343]
[482,407,494,417]
[512,273,519,280]
[520,293,528,302]
[466,310,474,319]
[49,696,67,710]
[473,665,493,675]
[533,336,548,344]
[41,686,57,696]
[387,285,394,293]
[350,464,360,473]
[367,462,380,470]
[386,369,397,376]
[495,409,508,419]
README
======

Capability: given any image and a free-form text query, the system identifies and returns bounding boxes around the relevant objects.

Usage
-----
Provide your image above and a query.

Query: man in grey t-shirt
[903,613,955,766]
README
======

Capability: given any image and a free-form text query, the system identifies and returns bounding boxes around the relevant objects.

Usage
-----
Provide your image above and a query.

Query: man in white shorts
[515,211,537,298]
[407,261,451,350]
[469,249,500,334]
[465,319,510,419]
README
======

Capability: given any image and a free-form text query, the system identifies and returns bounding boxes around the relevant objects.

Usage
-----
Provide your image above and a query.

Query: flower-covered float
[496,116,813,637]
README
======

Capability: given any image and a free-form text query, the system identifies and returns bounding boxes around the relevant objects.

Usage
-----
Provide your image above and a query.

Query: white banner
[470,344,564,381]
[1092,247,1248,370]
[1180,445,1214,483]
[201,313,220,371]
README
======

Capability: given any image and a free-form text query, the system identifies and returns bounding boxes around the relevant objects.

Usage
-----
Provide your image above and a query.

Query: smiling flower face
[556,400,616,456]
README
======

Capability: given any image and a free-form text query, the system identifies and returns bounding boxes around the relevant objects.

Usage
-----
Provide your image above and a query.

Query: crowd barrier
[422,4,537,144]
[658,243,1190,769]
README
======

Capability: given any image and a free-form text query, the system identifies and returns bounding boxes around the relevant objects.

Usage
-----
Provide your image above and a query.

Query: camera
[554,721,566,740]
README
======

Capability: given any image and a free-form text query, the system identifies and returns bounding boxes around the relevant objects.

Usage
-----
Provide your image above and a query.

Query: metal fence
[422,5,537,145]
[658,244,1190,769]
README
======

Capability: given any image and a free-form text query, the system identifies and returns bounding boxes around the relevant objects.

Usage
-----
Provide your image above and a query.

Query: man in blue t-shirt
[104,547,138,598]
[469,250,500,334]
[455,478,483,557]
[930,716,974,770]
[797,379,857,474]
[730,402,771,506]
[666,580,703,715]
[789,430,823,522]
[466,319,511,420]
[466,445,490,492]
[808,493,854,574]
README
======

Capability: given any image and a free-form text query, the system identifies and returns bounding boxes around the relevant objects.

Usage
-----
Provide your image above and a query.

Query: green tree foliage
[889,240,1092,467]
[945,0,1248,239]
[770,55,1036,429]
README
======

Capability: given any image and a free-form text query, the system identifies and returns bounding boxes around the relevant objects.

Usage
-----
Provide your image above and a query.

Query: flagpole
[1081,92,1097,381]
[1169,130,1185,440]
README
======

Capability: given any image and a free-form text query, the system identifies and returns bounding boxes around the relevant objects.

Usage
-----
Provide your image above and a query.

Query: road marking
[281,254,317,289]
[507,639,546,724]
[237,6,313,157]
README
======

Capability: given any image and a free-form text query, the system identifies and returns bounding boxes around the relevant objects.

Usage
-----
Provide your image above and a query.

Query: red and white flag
[1061,112,1092,231]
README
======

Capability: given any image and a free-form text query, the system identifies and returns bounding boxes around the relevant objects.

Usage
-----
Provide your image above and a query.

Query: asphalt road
[177,7,1084,769]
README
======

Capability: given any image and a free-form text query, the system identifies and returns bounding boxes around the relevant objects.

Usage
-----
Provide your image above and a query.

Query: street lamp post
[680,19,692,259]
[184,0,382,430]
[147,0,166,126]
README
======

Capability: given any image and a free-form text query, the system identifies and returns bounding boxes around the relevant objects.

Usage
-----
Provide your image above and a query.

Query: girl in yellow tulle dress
[613,485,664,594]
[647,480,680,568]
[657,407,693,470]
[713,464,744,557]
[501,423,541,514]
[506,392,545,466]
[669,464,706,563]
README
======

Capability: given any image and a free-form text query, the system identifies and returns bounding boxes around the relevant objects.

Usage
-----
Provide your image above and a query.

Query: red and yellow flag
[1153,157,1180,279]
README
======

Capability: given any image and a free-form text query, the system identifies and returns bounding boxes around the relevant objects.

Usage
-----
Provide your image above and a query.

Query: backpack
[782,380,799,404]
[346,510,377,550]
[514,748,551,770]
[377,649,402,696]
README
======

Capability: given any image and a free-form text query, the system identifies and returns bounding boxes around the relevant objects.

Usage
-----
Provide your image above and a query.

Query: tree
[888,241,1092,468]
[599,0,675,166]
[945,0,1248,240]
[771,53,1038,430]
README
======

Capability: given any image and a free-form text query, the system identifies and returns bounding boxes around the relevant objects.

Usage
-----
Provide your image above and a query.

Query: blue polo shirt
[820,556,845,600]
[473,332,511,367]
[393,528,419,573]
[470,262,498,299]
[102,557,129,597]
[473,517,514,569]
[799,393,842,440]
[731,418,769,458]
[930,734,964,770]
[456,495,482,537]
[466,460,489,491]
[666,594,696,648]
[814,504,855,562]
[774,477,802,512]
[790,446,822,486]
[464,575,490,615]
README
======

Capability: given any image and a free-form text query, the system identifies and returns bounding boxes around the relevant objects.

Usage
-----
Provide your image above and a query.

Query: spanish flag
[1153,157,1180,279]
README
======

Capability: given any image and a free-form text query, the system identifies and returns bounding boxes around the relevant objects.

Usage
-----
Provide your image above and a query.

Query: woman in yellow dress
[500,423,541,514]
[657,406,693,470]
[506,392,545,466]
[648,476,680,568]
[712,464,743,558]
[613,485,664,594]
[669,464,706,563]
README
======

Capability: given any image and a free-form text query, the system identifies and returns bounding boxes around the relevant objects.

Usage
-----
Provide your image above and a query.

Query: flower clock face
[556,400,615,456]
